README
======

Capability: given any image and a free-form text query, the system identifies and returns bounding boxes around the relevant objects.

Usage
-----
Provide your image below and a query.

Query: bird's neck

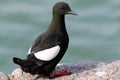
[47,14,67,34]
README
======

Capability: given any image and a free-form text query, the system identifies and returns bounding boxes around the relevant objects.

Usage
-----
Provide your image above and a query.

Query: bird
[13,2,77,78]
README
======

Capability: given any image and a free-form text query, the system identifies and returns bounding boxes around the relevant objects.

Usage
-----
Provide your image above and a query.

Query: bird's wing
[27,33,61,61]
[28,33,44,54]
[34,45,60,61]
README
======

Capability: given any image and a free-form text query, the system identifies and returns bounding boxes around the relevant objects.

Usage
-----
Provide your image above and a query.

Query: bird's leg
[49,70,71,79]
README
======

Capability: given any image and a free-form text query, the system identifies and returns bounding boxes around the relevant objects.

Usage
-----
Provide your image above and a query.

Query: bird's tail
[13,57,42,75]
[13,57,29,67]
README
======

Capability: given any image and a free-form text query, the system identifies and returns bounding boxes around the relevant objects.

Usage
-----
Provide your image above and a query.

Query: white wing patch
[34,45,60,61]
[28,46,32,54]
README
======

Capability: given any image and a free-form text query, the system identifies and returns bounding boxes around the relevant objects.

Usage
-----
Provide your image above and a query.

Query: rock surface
[9,60,120,80]
[0,72,10,80]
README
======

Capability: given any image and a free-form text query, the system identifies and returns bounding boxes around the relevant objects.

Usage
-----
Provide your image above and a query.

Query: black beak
[67,10,78,15]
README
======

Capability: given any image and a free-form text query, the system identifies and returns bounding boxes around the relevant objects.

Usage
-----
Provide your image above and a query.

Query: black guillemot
[13,2,77,78]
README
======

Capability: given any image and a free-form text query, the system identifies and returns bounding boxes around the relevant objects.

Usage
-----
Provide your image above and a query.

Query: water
[0,0,120,73]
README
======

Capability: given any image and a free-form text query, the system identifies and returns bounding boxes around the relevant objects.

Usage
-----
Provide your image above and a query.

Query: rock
[0,72,10,80]
[9,60,120,80]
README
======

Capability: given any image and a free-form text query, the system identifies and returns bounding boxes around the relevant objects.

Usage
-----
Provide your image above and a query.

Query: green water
[0,0,120,73]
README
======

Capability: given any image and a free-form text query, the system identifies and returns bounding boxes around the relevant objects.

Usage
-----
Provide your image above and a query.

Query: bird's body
[13,2,77,78]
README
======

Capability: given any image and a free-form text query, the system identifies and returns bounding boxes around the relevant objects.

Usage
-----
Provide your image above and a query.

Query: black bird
[13,2,77,78]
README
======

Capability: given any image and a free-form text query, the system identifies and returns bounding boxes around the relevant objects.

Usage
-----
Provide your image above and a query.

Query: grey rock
[10,60,120,80]
[0,72,9,80]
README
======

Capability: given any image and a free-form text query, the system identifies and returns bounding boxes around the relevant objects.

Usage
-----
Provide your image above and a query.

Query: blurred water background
[0,0,120,73]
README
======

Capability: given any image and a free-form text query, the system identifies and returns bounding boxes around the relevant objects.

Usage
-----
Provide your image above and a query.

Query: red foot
[49,70,71,79]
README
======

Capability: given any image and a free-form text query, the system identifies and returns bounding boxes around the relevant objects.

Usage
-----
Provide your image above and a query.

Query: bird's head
[53,2,77,15]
